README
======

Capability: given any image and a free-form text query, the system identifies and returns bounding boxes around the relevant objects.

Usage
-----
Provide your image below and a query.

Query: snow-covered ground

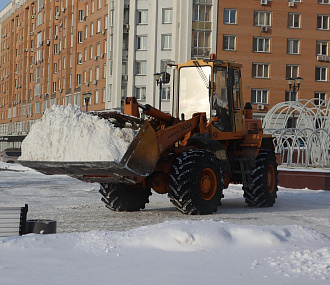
[0,162,329,284]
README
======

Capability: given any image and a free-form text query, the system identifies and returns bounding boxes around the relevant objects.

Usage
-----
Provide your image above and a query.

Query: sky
[0,0,11,12]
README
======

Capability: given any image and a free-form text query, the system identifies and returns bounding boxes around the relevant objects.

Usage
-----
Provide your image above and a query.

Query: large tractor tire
[243,149,278,207]
[99,183,152,212]
[169,149,224,215]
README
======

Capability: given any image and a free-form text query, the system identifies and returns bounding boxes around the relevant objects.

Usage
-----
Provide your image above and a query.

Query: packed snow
[19,105,137,162]
[0,162,329,284]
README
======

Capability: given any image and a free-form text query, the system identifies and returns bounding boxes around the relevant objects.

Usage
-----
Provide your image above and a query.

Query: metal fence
[263,99,330,168]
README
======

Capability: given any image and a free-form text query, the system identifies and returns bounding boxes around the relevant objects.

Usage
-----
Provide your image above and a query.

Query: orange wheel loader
[20,57,278,215]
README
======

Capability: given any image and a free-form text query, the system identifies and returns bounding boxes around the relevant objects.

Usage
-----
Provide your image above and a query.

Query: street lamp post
[83,91,92,112]
[154,72,163,111]
[286,77,303,128]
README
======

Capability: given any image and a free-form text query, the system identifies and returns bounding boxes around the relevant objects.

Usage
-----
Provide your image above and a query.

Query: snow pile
[0,221,329,285]
[19,105,138,162]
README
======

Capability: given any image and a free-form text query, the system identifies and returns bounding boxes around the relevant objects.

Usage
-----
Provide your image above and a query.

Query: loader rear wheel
[169,149,224,215]
[99,183,152,212]
[243,149,278,207]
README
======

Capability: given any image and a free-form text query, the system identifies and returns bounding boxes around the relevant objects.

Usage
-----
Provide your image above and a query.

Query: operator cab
[177,56,242,133]
[212,65,241,132]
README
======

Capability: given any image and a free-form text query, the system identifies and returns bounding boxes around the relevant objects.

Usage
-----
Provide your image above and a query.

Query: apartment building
[0,0,218,150]
[217,0,330,122]
[0,0,108,150]
[107,0,218,113]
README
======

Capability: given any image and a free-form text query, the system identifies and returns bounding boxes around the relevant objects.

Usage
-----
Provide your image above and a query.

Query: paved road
[1,167,329,236]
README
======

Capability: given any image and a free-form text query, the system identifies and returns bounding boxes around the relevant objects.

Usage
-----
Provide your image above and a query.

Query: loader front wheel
[99,183,152,212]
[243,149,278,207]
[169,149,224,215]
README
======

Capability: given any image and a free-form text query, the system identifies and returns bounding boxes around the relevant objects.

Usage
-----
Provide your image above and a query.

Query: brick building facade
[0,0,107,145]
[217,0,330,121]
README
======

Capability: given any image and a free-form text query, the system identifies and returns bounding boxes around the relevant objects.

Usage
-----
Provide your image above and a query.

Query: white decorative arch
[262,99,330,168]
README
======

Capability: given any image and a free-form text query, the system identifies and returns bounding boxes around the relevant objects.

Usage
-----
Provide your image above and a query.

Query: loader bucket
[19,112,159,182]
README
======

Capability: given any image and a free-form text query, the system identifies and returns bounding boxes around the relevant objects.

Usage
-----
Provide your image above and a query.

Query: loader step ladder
[238,159,253,188]
[0,204,28,238]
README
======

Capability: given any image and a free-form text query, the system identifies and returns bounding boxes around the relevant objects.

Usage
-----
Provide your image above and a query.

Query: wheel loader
[20,56,279,215]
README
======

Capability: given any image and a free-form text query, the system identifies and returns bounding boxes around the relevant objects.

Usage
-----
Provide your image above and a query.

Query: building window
[314,92,327,106]
[252,63,270,78]
[74,93,81,106]
[287,39,300,54]
[193,3,211,22]
[84,70,87,84]
[137,10,148,24]
[318,0,330,4]
[224,9,237,24]
[38,13,43,26]
[315,66,328,81]
[77,74,81,86]
[285,90,298,101]
[95,89,99,104]
[97,18,101,33]
[286,64,300,79]
[137,35,147,50]
[161,34,172,50]
[288,13,301,28]
[84,48,88,61]
[38,0,43,12]
[96,42,101,56]
[91,22,94,36]
[251,89,268,104]
[90,45,93,59]
[35,83,41,97]
[101,88,105,103]
[79,10,84,22]
[54,44,58,54]
[77,52,82,64]
[78,31,83,43]
[44,100,48,111]
[316,40,329,55]
[54,63,57,74]
[37,31,43,47]
[65,95,71,106]
[85,25,88,38]
[223,35,236,51]
[105,14,108,29]
[317,15,329,30]
[135,87,146,101]
[136,61,147,75]
[161,86,171,100]
[254,11,271,26]
[161,60,172,75]
[35,102,40,114]
[96,66,100,80]
[253,37,270,53]
[163,9,173,24]
[192,31,211,57]
[36,67,41,83]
